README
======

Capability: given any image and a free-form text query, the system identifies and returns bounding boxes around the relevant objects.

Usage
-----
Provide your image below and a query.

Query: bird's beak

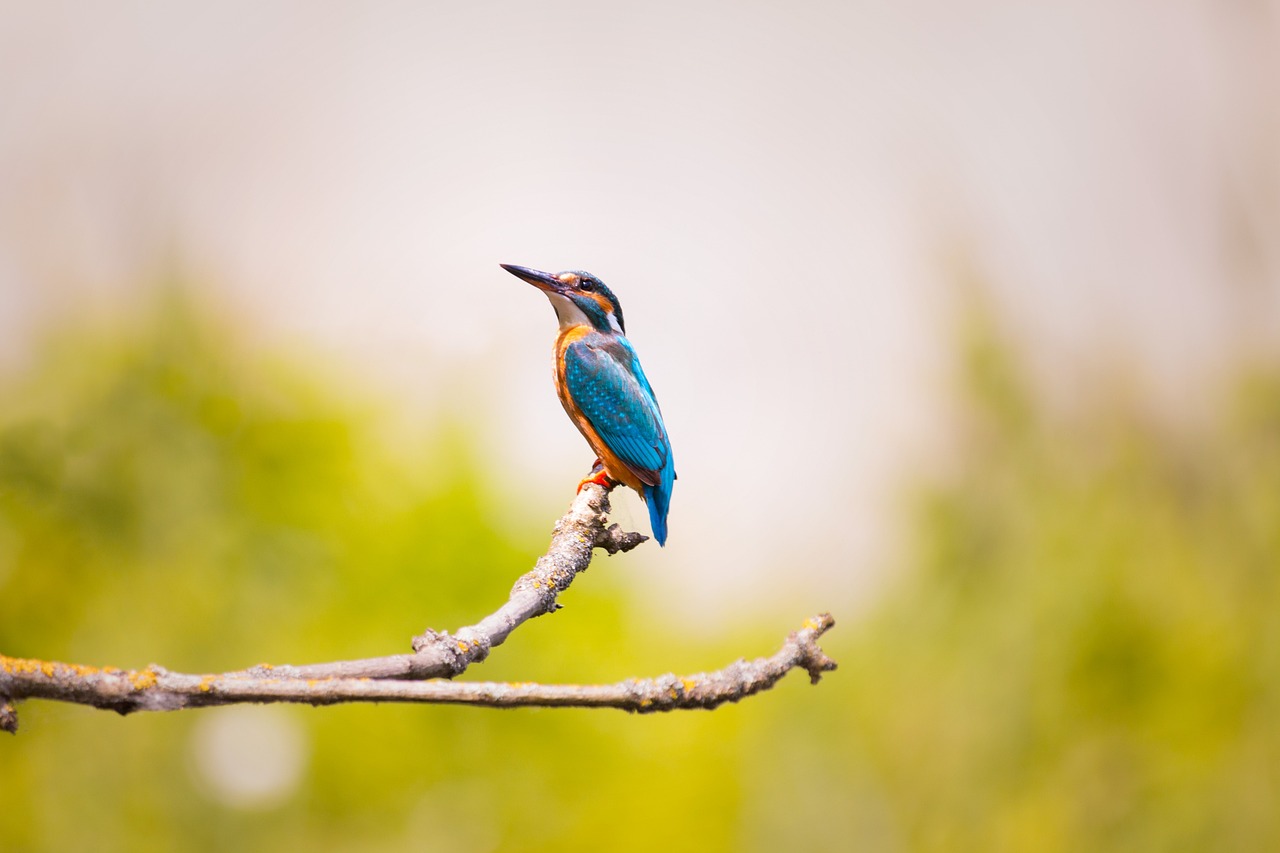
[501,263,566,294]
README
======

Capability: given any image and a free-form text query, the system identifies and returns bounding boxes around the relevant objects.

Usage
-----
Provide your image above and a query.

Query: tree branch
[0,615,835,723]
[0,482,838,733]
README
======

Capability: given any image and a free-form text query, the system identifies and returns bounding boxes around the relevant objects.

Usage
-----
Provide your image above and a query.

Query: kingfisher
[502,263,676,546]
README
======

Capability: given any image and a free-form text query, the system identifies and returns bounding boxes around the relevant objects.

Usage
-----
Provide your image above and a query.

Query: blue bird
[502,263,676,545]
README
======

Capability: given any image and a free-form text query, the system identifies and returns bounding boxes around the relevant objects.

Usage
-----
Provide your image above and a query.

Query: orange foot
[577,460,619,493]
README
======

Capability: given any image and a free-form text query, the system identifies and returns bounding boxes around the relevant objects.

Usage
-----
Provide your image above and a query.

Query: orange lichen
[1,656,108,680]
[0,657,37,676]
[128,667,158,690]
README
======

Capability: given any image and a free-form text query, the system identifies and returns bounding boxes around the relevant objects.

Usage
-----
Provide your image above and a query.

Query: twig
[0,615,835,723]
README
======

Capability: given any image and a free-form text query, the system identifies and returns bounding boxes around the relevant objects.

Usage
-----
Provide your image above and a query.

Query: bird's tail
[642,461,676,547]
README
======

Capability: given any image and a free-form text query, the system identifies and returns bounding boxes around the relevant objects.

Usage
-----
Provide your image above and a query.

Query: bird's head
[502,264,626,335]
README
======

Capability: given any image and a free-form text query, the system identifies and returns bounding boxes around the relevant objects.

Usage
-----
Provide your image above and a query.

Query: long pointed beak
[500,263,564,294]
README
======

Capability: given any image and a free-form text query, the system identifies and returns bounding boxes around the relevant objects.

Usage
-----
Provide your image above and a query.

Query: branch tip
[800,647,838,685]
[595,523,648,554]
[0,697,17,734]
[792,613,838,684]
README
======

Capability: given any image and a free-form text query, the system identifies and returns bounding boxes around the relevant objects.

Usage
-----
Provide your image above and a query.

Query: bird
[502,263,676,546]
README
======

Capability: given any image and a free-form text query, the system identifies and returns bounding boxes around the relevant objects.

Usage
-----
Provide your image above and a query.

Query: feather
[562,335,676,544]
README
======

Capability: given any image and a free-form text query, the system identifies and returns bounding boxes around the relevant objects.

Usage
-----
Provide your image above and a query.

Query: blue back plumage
[564,335,675,545]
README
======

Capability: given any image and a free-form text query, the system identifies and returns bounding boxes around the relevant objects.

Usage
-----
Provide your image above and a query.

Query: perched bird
[502,263,676,545]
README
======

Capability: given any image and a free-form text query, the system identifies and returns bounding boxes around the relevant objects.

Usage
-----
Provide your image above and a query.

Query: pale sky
[1,1,1277,624]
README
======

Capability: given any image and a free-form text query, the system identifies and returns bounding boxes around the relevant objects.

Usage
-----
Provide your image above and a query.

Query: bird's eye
[579,279,596,292]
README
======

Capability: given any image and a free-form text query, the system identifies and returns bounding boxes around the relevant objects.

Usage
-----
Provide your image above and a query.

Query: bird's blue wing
[563,337,670,482]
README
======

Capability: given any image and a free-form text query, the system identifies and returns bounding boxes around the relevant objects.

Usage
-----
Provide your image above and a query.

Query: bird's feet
[577,460,619,493]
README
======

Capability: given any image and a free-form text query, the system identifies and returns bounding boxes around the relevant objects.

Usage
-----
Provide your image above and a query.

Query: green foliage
[817,334,1280,852]
[2,298,1278,851]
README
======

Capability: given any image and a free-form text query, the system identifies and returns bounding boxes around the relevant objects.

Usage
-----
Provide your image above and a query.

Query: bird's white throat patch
[547,293,591,330]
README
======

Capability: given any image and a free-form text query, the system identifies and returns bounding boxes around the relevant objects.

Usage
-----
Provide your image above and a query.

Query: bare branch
[0,615,835,719]
[0,479,839,732]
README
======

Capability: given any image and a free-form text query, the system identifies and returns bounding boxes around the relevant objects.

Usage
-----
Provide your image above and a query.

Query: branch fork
[0,482,836,733]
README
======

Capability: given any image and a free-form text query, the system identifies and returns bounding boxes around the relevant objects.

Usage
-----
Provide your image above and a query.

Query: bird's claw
[577,461,618,493]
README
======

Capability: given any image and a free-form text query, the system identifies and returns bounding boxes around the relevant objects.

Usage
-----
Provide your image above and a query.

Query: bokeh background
[2,2,1279,850]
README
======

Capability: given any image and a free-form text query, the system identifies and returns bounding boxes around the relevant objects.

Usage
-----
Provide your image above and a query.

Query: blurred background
[2,1,1279,850]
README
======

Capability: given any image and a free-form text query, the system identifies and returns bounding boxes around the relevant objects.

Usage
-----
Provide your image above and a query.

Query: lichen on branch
[0,482,837,733]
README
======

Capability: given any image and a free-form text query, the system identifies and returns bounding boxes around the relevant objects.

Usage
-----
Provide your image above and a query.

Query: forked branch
[0,484,837,733]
